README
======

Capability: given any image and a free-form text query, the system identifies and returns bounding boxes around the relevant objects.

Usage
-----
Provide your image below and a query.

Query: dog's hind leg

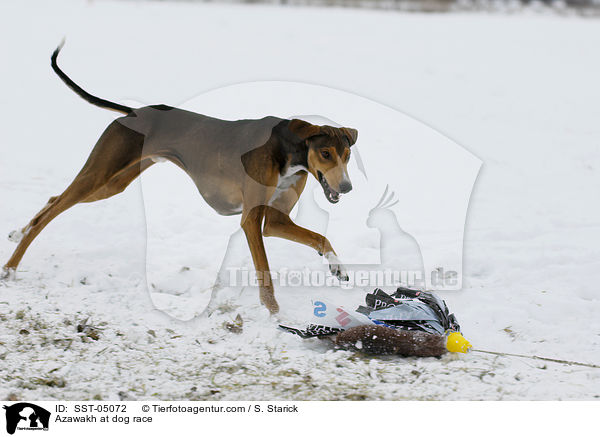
[3,176,106,275]
[8,195,59,244]
[81,158,154,203]
[2,121,147,277]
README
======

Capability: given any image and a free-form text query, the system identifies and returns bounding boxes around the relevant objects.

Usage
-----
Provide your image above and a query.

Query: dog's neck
[274,120,309,176]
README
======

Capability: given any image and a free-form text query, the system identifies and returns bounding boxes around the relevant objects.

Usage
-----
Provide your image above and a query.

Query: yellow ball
[446,332,472,353]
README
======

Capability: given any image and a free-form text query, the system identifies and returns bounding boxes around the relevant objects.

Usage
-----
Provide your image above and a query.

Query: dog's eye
[321,150,331,159]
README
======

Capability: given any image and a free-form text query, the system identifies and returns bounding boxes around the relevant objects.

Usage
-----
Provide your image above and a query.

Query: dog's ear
[340,127,358,146]
[288,119,321,141]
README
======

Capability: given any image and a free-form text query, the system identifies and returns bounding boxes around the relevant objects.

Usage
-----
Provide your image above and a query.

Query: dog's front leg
[241,205,279,314]
[263,207,349,282]
[323,252,349,282]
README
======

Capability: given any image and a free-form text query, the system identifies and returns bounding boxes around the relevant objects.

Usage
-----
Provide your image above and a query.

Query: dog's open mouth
[317,171,340,204]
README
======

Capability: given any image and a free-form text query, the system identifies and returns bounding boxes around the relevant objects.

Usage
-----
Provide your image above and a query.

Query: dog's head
[288,119,358,204]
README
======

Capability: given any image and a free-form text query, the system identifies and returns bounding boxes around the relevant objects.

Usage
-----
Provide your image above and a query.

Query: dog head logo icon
[3,403,50,435]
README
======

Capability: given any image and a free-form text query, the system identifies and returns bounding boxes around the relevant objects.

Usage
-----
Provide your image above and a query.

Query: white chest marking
[281,165,306,178]
[269,166,306,205]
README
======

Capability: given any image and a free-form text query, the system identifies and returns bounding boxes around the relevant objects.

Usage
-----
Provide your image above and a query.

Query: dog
[2,42,358,314]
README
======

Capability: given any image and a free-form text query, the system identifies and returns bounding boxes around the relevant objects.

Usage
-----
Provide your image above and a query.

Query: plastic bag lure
[280,287,471,357]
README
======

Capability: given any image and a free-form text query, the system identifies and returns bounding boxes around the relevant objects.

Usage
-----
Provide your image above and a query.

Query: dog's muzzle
[318,171,342,204]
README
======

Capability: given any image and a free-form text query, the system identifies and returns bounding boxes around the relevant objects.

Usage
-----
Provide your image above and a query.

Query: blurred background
[123,0,600,15]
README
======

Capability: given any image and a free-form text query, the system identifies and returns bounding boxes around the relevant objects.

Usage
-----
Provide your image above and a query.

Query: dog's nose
[338,181,352,194]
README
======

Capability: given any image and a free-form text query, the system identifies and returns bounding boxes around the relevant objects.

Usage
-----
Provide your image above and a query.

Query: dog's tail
[51,40,133,115]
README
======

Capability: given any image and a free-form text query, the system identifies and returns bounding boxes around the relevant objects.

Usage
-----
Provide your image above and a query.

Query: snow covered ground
[1,0,599,400]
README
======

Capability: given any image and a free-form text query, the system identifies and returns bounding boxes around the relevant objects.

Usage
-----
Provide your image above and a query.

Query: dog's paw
[1,267,16,282]
[8,230,23,243]
[325,253,349,282]
[259,289,280,315]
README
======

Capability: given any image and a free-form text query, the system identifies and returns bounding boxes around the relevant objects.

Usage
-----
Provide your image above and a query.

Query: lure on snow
[279,287,471,357]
